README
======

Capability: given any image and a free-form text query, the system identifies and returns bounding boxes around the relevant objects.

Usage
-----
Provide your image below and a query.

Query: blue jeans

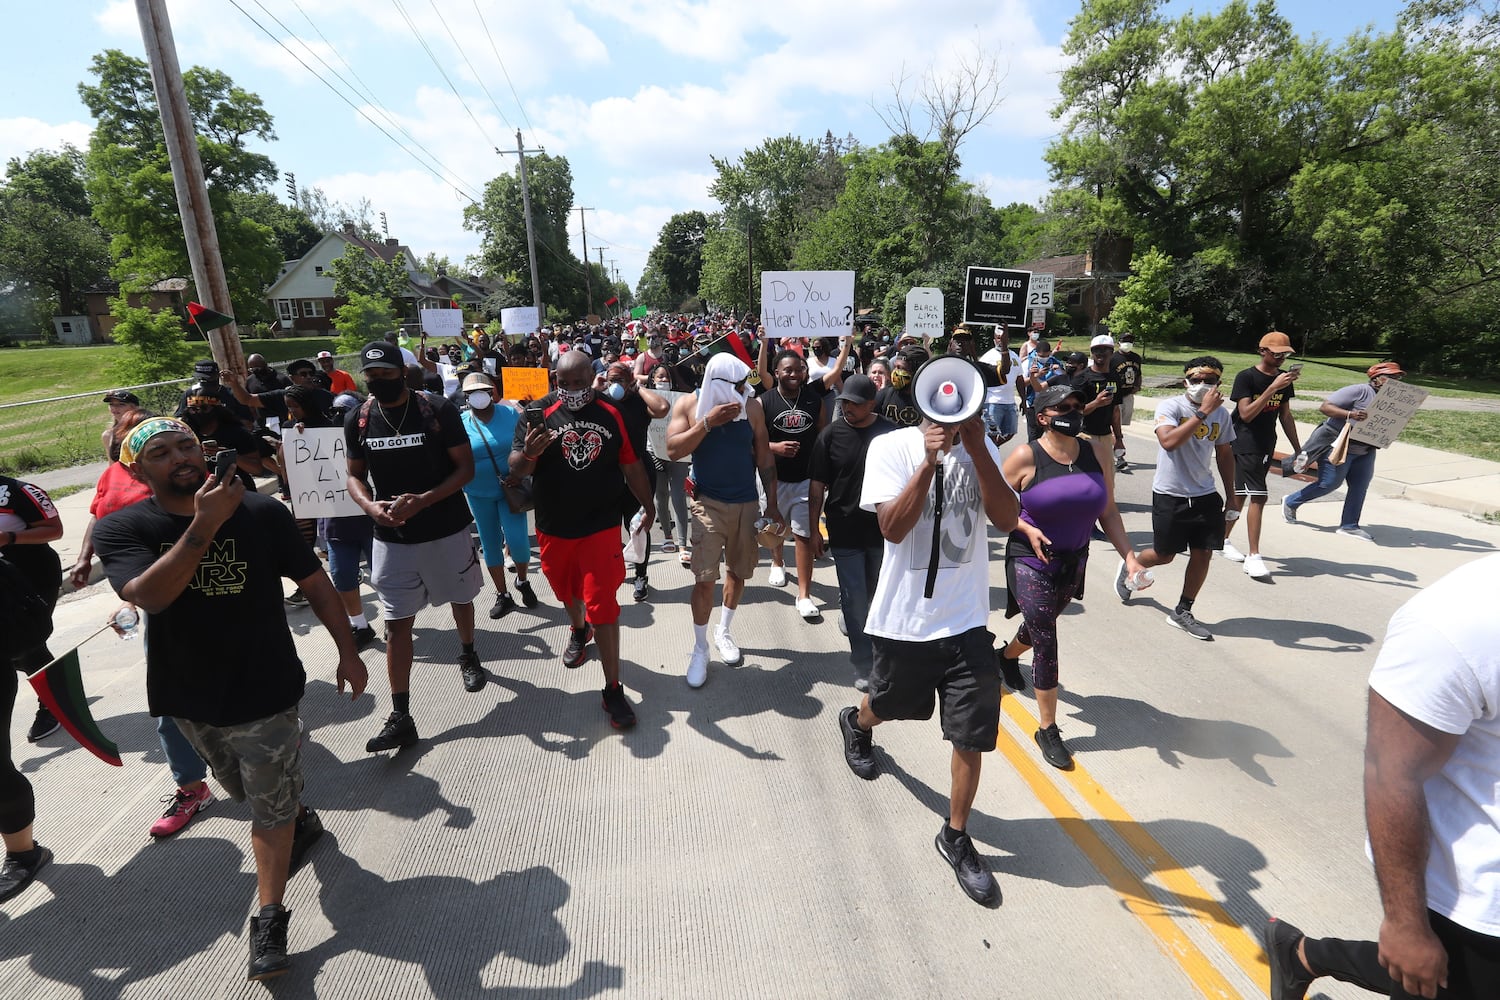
[157,715,207,787]
[831,545,883,675]
[983,401,1018,439]
[1285,449,1377,530]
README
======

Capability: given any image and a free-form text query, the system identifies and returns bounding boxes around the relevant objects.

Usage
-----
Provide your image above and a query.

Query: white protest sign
[905,287,944,339]
[501,306,539,336]
[283,426,362,518]
[760,270,856,339]
[1027,273,1055,310]
[419,308,465,339]
[1349,380,1429,449]
[648,390,691,460]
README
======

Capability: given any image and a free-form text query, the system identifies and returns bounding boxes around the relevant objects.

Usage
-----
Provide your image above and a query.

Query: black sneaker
[0,844,52,904]
[838,706,879,780]
[998,651,1026,692]
[516,579,539,608]
[366,711,418,752]
[1166,608,1214,640]
[934,826,1001,907]
[284,588,309,607]
[351,624,377,650]
[563,624,594,669]
[1035,724,1074,770]
[288,809,324,877]
[488,591,516,620]
[459,650,486,692]
[1264,918,1315,1000]
[601,683,637,729]
[27,705,59,743]
[632,576,650,603]
[247,904,292,981]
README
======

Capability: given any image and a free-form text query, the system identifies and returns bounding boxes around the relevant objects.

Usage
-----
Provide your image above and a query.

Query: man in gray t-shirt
[1113,356,1237,641]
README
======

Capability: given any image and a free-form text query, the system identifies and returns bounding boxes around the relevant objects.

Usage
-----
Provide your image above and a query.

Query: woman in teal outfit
[459,371,537,617]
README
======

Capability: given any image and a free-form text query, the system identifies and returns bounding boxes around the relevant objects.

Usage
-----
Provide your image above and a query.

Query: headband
[120,417,195,466]
[1184,364,1222,380]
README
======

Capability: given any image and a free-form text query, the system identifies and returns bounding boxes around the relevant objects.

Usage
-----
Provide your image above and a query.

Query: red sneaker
[150,784,214,838]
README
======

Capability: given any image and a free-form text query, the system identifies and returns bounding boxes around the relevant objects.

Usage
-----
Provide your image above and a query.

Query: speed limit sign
[1028,273,1055,310]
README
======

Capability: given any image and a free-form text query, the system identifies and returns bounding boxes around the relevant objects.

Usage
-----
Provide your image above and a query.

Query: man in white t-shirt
[836,409,1019,908]
[1264,553,1500,1000]
[1114,356,1236,641]
[978,329,1022,445]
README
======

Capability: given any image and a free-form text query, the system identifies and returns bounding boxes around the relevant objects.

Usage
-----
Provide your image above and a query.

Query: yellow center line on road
[995,694,1268,999]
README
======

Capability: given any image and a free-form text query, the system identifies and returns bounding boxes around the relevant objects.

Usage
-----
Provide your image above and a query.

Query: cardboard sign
[283,426,362,518]
[905,287,944,339]
[419,308,465,338]
[500,306,538,336]
[1027,273,1055,310]
[1349,380,1429,449]
[499,366,550,401]
[760,270,856,339]
[648,389,691,460]
[963,266,1032,326]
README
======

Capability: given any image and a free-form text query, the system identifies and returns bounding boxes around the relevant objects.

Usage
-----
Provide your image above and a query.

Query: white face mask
[1185,382,1213,405]
[467,390,493,410]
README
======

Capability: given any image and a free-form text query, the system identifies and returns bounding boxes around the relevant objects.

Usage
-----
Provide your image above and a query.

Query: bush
[332,292,397,354]
[107,295,195,383]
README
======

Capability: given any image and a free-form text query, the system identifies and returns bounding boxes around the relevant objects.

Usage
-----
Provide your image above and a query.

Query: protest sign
[419,308,465,339]
[963,267,1031,326]
[1349,380,1429,449]
[648,390,691,459]
[760,271,855,339]
[500,366,550,401]
[284,426,361,518]
[905,287,944,339]
[500,306,539,336]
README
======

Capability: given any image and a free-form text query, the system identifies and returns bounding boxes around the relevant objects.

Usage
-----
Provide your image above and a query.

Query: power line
[389,0,500,150]
[225,0,482,203]
[425,0,512,132]
[472,0,535,135]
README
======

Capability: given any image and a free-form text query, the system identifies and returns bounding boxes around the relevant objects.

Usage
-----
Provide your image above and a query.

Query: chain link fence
[0,354,363,475]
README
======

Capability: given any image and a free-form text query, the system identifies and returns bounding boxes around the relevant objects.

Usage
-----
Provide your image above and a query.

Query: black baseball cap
[103,389,140,405]
[1034,384,1085,410]
[836,374,877,403]
[193,359,219,377]
[359,341,403,371]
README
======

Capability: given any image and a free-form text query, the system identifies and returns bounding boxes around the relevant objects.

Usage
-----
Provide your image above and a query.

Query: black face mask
[1048,412,1083,436]
[366,377,405,404]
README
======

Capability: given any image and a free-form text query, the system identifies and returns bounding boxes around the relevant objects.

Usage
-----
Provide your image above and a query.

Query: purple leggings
[1011,559,1082,692]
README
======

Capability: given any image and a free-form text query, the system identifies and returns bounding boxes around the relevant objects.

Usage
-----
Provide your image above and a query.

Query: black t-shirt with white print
[761,385,822,483]
[343,391,474,544]
[513,392,639,540]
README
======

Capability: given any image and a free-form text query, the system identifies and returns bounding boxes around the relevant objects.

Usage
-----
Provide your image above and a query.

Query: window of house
[1067,287,1083,306]
[60,321,73,333]
[314,266,323,275]
[302,300,325,318]
[277,300,296,320]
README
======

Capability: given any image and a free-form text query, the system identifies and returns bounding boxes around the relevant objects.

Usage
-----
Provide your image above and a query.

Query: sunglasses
[1264,351,1293,361]
[1046,404,1081,414]
[1185,376,1221,385]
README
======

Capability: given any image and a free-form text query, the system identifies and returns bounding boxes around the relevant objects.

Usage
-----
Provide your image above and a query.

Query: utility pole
[746,224,755,313]
[497,130,545,323]
[577,206,594,316]
[135,0,243,373]
[595,247,608,314]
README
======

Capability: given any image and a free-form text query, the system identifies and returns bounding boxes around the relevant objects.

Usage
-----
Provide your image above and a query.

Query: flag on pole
[185,301,234,332]
[603,296,619,308]
[28,648,122,767]
[630,305,649,319]
[706,333,754,367]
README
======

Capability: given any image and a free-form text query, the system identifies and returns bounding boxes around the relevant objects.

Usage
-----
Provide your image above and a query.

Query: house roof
[83,276,189,295]
[1013,253,1091,281]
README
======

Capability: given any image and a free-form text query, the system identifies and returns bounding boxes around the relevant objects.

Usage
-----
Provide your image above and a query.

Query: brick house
[1015,236,1134,335]
[82,277,188,341]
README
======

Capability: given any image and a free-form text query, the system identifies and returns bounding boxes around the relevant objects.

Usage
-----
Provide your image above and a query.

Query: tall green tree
[327,242,409,303]
[78,50,283,321]
[643,210,709,306]
[0,146,112,323]
[464,153,589,318]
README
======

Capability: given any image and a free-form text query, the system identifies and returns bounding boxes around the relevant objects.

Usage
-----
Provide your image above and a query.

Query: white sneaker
[1221,541,1246,563]
[1244,554,1271,579]
[767,565,787,587]
[796,597,820,620]
[1337,527,1374,541]
[714,628,743,666]
[686,645,709,688]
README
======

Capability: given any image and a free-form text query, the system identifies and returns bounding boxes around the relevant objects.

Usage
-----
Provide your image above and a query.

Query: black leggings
[1303,910,1500,998]
[1010,559,1082,691]
[1,664,36,836]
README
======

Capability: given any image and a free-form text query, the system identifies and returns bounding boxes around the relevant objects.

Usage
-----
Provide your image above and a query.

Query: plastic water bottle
[1124,569,1155,593]
[630,510,645,535]
[1292,451,1310,473]
[114,607,140,640]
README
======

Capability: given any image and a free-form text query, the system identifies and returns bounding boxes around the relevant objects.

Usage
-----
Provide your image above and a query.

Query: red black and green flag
[28,649,122,767]
[603,296,620,308]
[186,301,235,332]
[670,333,756,386]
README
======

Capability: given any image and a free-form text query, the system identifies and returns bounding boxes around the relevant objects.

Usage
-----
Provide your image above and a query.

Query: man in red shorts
[509,350,656,728]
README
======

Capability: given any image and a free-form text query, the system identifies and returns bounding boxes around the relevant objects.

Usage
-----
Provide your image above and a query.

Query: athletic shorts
[689,496,759,583]
[175,707,302,829]
[775,480,812,539]
[1151,491,1226,555]
[1119,395,1136,426]
[538,527,625,625]
[1233,450,1273,497]
[868,626,999,754]
[371,527,484,621]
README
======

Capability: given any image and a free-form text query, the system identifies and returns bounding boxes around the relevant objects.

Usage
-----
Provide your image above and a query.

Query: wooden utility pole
[498,130,545,324]
[135,0,243,373]
[578,206,594,316]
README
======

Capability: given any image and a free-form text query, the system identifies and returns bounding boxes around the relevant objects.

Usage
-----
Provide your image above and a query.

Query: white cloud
[975,173,1050,206]
[0,119,92,172]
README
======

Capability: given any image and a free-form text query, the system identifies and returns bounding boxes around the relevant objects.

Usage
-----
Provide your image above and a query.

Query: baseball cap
[102,390,140,405]
[1066,351,1087,365]
[1259,331,1294,353]
[1090,334,1115,349]
[359,341,403,371]
[192,359,219,377]
[1034,384,1085,410]
[835,374,877,403]
[316,351,333,359]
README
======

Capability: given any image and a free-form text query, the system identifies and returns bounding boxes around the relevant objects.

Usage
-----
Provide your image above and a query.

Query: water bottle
[1124,569,1155,593]
[630,510,645,536]
[1292,451,1310,474]
[114,606,140,640]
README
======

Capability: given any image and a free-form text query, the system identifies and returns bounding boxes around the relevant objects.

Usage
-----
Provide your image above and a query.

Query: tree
[707,136,821,289]
[231,189,320,261]
[1106,246,1189,343]
[643,210,709,305]
[634,264,674,311]
[297,187,381,240]
[107,296,194,383]
[78,50,282,322]
[697,220,755,310]
[332,292,397,354]
[0,146,112,321]
[327,243,409,304]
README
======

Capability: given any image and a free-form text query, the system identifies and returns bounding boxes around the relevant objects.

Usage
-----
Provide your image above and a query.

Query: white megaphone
[912,355,986,426]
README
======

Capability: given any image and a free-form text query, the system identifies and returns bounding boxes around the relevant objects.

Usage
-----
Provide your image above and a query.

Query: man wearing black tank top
[760,348,827,620]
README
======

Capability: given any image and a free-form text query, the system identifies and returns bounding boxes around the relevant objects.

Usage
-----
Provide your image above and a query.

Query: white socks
[719,606,736,634]
[693,622,708,649]
[349,613,368,629]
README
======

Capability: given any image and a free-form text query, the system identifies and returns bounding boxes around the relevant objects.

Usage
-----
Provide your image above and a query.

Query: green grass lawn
[1134,345,1500,398]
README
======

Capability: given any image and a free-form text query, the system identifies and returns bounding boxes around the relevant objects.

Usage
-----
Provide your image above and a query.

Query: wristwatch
[1193,410,1211,422]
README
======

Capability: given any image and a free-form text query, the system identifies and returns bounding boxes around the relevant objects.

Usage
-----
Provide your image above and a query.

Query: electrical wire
[472,0,535,135]
[426,0,513,132]
[389,0,500,150]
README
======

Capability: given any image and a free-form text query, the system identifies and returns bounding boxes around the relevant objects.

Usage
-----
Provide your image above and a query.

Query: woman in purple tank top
[1000,384,1147,770]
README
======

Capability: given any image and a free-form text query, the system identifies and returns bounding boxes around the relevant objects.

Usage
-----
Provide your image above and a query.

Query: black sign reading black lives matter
[962,266,1032,326]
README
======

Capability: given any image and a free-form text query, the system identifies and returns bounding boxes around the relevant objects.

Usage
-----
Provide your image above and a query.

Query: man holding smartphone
[1224,332,1302,579]
[93,417,367,981]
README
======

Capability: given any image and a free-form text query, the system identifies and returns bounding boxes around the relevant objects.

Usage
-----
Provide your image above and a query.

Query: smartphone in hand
[525,402,546,430]
[213,448,238,482]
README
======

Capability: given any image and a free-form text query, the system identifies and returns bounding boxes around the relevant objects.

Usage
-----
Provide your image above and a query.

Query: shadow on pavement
[1357,525,1496,553]
[1270,556,1420,589]
[1206,614,1373,653]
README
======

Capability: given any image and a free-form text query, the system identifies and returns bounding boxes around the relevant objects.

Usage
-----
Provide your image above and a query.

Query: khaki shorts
[689,496,759,583]
[175,707,303,829]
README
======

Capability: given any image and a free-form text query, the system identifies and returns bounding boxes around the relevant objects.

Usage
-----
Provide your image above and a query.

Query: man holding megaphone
[836,356,1020,908]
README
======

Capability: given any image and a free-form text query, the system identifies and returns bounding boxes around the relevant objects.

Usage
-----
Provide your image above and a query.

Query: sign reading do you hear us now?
[760,271,855,339]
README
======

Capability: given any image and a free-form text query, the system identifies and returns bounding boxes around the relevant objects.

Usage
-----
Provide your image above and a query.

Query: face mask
[1048,412,1083,436]
[1185,382,1214,405]
[891,368,911,389]
[558,386,594,411]
[467,390,492,410]
[366,377,405,404]
[604,382,626,402]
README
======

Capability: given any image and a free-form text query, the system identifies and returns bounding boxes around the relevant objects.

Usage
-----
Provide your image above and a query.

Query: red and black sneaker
[601,683,636,729]
[563,624,594,668]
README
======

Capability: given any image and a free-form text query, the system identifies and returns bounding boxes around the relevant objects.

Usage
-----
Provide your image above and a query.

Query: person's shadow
[1270,556,1421,590]
[285,834,625,998]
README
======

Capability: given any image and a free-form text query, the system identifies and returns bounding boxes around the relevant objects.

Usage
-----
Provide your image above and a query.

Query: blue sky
[1,0,1408,288]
